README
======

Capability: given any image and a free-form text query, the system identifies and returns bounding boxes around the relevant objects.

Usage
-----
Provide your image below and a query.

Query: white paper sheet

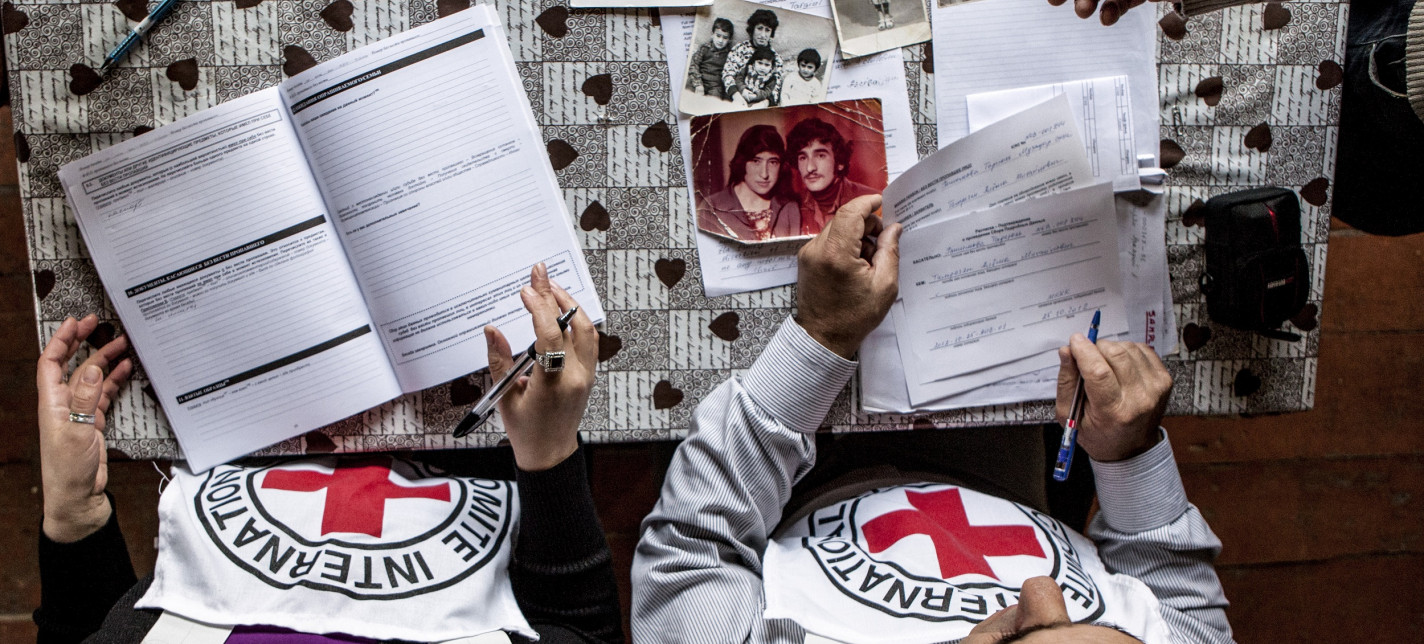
[931,0,1158,167]
[894,183,1126,382]
[572,0,707,6]
[861,196,1174,413]
[968,76,1141,192]
[882,95,1094,232]
[662,1,919,297]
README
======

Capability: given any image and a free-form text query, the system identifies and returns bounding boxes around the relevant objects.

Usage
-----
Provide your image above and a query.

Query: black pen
[452,307,577,438]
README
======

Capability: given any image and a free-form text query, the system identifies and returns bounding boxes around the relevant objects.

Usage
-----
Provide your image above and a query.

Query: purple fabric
[227,625,379,644]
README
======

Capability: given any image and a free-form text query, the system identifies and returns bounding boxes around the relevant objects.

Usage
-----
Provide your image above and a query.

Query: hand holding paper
[796,195,902,359]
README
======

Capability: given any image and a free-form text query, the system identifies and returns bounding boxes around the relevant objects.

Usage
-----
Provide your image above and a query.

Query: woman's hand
[37,315,133,543]
[483,263,598,472]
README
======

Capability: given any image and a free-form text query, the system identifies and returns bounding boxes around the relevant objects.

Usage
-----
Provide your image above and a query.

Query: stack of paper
[861,95,1174,413]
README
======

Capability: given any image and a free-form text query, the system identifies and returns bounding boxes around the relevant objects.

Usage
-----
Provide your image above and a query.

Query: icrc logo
[800,484,1106,623]
[194,456,513,600]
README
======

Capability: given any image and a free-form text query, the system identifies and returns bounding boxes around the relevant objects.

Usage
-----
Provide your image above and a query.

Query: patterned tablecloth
[5,0,1344,460]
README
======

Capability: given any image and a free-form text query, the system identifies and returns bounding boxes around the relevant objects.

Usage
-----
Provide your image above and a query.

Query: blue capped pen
[99,0,182,76]
[1052,310,1099,482]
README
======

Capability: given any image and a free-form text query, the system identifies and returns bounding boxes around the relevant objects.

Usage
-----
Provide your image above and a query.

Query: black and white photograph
[679,0,839,116]
[830,0,932,58]
[689,99,888,244]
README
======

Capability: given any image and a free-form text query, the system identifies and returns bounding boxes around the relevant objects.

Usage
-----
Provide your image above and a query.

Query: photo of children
[679,0,837,116]
[778,49,825,107]
[830,0,932,58]
[689,99,887,244]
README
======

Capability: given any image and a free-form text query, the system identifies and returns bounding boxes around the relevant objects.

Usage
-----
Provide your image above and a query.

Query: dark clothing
[35,449,622,644]
[1333,0,1424,235]
[797,178,878,236]
[697,185,801,242]
[34,495,139,644]
[688,42,731,98]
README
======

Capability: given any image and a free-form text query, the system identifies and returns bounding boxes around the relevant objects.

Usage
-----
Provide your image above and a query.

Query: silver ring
[535,350,566,373]
[68,412,96,424]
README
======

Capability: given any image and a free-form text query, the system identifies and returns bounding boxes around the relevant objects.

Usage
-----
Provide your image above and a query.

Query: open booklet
[58,6,603,472]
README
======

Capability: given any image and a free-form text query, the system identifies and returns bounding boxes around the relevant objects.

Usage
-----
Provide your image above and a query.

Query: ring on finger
[535,350,566,373]
[69,412,96,424]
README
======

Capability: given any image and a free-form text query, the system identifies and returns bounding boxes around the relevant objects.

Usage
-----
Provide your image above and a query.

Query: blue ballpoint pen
[1052,310,1100,482]
[99,0,182,76]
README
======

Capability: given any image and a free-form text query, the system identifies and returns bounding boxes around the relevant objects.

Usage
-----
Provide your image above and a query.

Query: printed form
[967,76,1140,192]
[662,0,919,296]
[60,88,402,471]
[894,182,1125,382]
[281,7,602,390]
[860,96,1103,410]
[860,97,1171,412]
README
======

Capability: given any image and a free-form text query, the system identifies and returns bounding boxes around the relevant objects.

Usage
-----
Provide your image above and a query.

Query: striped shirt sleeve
[1088,431,1236,643]
[631,318,853,644]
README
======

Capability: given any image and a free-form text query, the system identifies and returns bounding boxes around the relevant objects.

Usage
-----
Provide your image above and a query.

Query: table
[6,0,1343,460]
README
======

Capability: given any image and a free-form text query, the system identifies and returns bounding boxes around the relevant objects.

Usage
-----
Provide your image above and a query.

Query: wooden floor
[0,98,1419,642]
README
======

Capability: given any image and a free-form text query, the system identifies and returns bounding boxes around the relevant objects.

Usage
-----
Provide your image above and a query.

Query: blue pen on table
[99,0,182,76]
[452,307,578,439]
[1052,310,1100,482]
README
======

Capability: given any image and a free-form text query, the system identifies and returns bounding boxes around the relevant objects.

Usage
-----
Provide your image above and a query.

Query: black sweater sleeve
[34,494,139,644]
[509,447,624,644]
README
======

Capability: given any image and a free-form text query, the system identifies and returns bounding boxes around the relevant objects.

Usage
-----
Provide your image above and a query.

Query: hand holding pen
[1053,319,1174,473]
[459,263,597,472]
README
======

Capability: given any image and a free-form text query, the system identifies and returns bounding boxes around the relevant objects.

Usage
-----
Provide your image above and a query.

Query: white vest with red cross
[763,483,1172,644]
[138,457,532,641]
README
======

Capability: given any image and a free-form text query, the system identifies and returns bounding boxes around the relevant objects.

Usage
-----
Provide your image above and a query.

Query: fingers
[550,282,598,370]
[1067,333,1118,403]
[824,194,883,251]
[1099,0,1121,25]
[863,213,884,238]
[520,263,567,357]
[1098,339,1144,386]
[1074,0,1100,19]
[38,317,81,394]
[484,325,514,383]
[1133,342,1174,398]
[97,358,132,416]
[869,222,902,296]
[1055,345,1079,422]
[1047,0,1068,5]
[69,331,124,418]
[68,362,105,417]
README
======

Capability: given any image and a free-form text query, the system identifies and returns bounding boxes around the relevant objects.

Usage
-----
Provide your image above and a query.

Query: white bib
[138,457,533,641]
[764,483,1171,644]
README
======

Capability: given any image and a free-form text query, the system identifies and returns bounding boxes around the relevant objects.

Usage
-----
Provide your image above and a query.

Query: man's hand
[37,315,133,543]
[484,263,598,472]
[1055,335,1172,462]
[795,194,902,359]
[1046,0,1151,26]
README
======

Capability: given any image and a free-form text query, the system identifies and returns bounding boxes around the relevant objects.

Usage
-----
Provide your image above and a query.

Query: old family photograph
[680,0,932,114]
[679,0,838,115]
[690,99,888,243]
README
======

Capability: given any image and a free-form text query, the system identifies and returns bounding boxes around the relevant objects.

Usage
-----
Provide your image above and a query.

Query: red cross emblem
[260,458,451,538]
[861,488,1045,580]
